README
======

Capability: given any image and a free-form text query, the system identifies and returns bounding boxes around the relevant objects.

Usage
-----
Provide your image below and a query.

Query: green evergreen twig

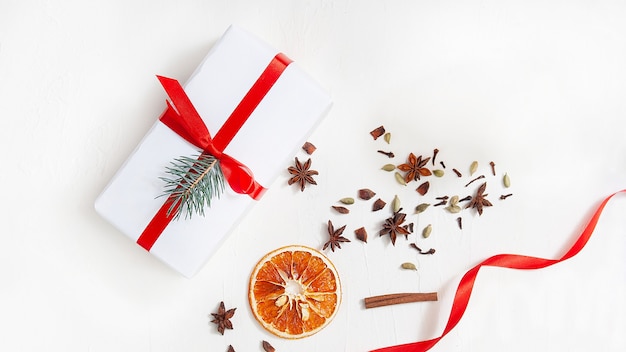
[159,152,225,219]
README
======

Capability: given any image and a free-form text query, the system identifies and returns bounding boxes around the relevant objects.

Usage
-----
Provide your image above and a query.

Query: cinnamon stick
[364,292,438,309]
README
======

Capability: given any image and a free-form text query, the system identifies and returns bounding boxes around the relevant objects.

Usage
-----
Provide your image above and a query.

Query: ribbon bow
[137,53,293,251]
[157,75,265,199]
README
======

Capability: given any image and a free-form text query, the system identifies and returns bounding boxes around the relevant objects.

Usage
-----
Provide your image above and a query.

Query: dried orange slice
[248,245,341,339]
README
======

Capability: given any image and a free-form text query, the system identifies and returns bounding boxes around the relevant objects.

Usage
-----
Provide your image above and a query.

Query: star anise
[465,182,493,215]
[287,157,318,191]
[397,153,432,182]
[323,220,350,251]
[210,301,236,335]
[379,208,412,245]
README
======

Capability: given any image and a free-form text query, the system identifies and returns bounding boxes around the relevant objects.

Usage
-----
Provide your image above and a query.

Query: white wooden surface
[1,1,625,351]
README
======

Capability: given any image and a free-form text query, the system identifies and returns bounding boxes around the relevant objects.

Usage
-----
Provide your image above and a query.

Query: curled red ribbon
[137,53,293,251]
[372,189,626,352]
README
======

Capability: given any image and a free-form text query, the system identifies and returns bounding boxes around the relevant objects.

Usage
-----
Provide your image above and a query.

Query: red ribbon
[372,189,626,352]
[137,53,293,251]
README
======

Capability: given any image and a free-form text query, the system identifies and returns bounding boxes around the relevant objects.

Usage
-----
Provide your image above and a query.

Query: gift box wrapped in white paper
[95,26,332,277]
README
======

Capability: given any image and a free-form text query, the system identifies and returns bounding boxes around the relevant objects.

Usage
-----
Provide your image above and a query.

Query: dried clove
[465,175,485,187]
[432,148,439,165]
[377,150,395,158]
[410,243,436,255]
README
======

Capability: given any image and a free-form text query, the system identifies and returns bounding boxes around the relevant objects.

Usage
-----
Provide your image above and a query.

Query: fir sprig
[159,152,225,219]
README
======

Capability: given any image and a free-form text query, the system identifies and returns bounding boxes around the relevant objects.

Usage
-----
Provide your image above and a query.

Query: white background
[1,1,626,351]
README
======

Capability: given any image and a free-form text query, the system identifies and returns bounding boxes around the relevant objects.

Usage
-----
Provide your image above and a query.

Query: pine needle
[159,152,225,219]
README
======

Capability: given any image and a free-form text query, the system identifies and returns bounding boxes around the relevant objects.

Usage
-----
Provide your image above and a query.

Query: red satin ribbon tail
[158,78,213,150]
[370,189,626,352]
[371,338,440,352]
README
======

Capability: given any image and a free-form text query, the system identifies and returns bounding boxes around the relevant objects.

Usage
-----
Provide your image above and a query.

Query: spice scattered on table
[503,173,511,187]
[370,125,386,140]
[339,197,355,205]
[377,150,395,158]
[372,198,386,211]
[301,141,316,155]
[364,292,438,309]
[397,153,432,182]
[465,182,493,215]
[380,209,412,245]
[210,301,236,335]
[410,243,436,255]
[416,181,430,195]
[287,157,318,191]
[358,188,376,200]
[262,340,276,352]
[401,262,418,271]
[354,227,368,242]
[331,205,350,214]
[323,220,350,251]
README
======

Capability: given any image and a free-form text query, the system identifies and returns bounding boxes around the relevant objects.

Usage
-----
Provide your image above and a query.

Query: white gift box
[95,26,332,277]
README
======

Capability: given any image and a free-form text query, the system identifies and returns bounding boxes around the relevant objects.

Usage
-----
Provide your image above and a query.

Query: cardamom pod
[394,172,407,186]
[392,195,401,213]
[415,203,430,214]
[422,224,432,238]
[384,132,391,144]
[433,169,444,177]
[449,195,459,206]
[445,205,461,213]
[503,173,511,188]
[470,161,478,176]
[401,262,418,271]
[339,197,355,205]
[381,164,396,172]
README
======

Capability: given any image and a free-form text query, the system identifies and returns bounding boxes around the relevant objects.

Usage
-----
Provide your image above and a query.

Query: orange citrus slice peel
[248,245,341,339]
